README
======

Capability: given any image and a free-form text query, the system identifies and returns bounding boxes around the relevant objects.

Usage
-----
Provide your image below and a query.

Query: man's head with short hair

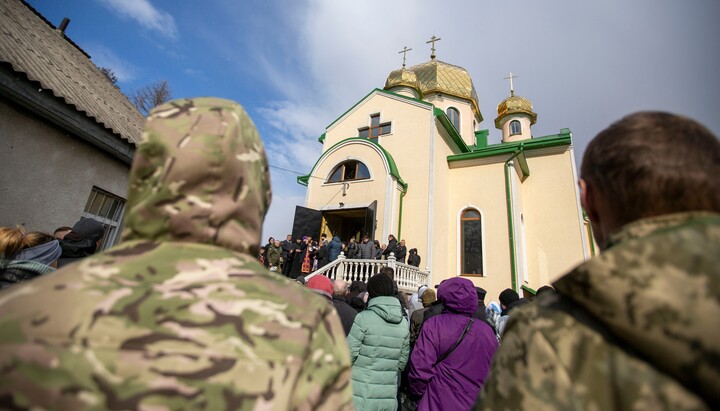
[53,226,72,240]
[332,279,349,298]
[400,239,405,246]
[274,240,280,247]
[286,234,292,241]
[580,111,720,249]
[421,288,437,307]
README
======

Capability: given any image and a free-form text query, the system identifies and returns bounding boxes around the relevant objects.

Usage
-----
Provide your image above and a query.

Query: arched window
[447,107,460,131]
[327,160,370,183]
[461,208,483,275]
[510,120,521,135]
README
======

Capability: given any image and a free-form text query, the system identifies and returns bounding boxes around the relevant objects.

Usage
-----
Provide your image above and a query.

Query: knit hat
[367,273,395,299]
[475,287,487,301]
[15,240,62,266]
[69,218,105,242]
[499,288,520,307]
[307,275,333,299]
[420,288,437,307]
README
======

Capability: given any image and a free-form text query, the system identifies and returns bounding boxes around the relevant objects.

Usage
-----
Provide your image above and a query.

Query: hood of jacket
[121,98,271,255]
[367,296,404,324]
[438,277,478,315]
[553,212,720,406]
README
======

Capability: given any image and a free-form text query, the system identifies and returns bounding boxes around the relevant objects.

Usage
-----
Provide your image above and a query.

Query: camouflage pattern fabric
[475,212,720,411]
[0,98,354,410]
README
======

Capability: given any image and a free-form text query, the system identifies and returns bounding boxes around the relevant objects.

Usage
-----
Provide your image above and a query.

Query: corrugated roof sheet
[0,0,143,144]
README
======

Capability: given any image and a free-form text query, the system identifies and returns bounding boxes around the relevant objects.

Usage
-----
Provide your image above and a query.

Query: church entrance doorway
[322,208,366,243]
[291,201,376,243]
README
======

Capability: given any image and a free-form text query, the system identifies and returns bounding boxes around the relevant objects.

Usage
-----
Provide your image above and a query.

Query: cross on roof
[398,46,412,68]
[426,35,441,60]
[504,72,518,96]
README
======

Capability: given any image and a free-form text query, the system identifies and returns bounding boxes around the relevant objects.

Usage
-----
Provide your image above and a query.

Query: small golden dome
[384,59,483,121]
[384,68,420,92]
[495,95,537,128]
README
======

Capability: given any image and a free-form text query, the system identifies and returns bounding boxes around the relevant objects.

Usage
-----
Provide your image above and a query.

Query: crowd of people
[257,233,422,280]
[0,98,717,411]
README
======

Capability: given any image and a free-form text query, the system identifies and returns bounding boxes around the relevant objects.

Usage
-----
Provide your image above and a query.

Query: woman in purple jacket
[409,277,498,410]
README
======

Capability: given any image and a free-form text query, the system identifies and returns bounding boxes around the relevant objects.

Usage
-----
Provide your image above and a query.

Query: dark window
[447,107,460,131]
[327,160,371,183]
[461,209,483,276]
[358,114,391,139]
[510,120,521,135]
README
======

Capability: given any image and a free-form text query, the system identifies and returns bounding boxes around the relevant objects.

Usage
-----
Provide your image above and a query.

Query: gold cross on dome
[398,46,412,68]
[504,72,518,96]
[426,35,441,60]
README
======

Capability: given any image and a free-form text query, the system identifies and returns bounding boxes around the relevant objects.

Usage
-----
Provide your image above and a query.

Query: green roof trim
[434,107,470,153]
[326,88,432,129]
[447,131,572,163]
[521,284,537,295]
[297,137,407,189]
[318,132,326,144]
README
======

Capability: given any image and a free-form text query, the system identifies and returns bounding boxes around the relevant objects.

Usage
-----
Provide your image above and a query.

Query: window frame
[358,113,391,140]
[510,120,522,136]
[458,206,485,277]
[81,186,126,250]
[446,107,461,132]
[326,160,371,184]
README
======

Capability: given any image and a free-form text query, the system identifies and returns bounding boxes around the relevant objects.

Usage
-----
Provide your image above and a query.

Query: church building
[296,39,594,299]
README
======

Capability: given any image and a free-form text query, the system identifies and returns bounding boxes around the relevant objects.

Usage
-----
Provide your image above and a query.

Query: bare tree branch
[131,80,172,116]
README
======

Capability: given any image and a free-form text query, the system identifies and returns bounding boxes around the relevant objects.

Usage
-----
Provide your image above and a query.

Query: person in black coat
[331,279,357,336]
[395,239,407,263]
[58,218,105,268]
[280,234,294,276]
[382,234,398,259]
[407,248,421,267]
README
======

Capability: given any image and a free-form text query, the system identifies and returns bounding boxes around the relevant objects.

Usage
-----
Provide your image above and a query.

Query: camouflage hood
[552,211,720,406]
[121,98,271,254]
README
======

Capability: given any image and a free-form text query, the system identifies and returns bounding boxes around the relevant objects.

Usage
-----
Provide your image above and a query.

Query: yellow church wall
[446,162,514,302]
[520,149,587,290]
[318,92,435,256]
[324,92,432,149]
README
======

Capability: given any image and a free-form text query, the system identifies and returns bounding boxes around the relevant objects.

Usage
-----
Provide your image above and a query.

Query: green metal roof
[447,128,572,163]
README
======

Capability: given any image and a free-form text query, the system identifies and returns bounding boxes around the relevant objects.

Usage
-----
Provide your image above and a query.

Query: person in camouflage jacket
[476,112,720,411]
[0,98,354,410]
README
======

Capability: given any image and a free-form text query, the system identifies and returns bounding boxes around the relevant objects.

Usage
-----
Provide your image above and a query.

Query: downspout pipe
[504,145,524,292]
[397,184,408,239]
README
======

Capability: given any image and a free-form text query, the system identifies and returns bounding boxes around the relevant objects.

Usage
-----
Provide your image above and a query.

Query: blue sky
[27,0,720,239]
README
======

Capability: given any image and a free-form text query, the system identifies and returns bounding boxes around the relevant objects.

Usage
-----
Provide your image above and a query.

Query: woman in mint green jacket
[347,273,410,411]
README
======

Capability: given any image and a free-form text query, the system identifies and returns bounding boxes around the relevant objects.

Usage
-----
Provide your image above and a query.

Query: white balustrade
[304,252,429,294]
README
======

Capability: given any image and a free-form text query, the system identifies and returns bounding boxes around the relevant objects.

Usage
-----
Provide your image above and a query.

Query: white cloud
[98,0,177,39]
[85,43,137,83]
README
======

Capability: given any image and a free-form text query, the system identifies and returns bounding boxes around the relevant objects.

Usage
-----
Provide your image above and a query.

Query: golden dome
[384,59,482,121]
[494,94,537,128]
[385,68,420,91]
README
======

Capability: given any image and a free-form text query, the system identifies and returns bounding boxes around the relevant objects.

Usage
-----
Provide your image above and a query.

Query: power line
[269,165,325,180]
